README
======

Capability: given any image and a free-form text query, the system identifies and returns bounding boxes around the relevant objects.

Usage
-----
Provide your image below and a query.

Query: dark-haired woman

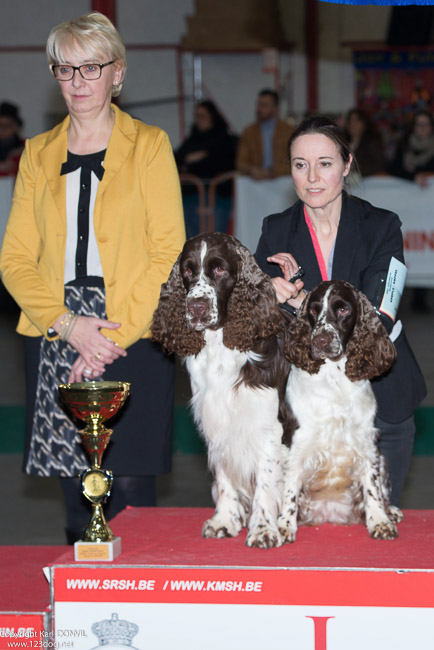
[344,107,386,177]
[0,101,24,176]
[255,115,426,506]
[389,109,434,186]
[389,109,434,312]
[175,100,238,237]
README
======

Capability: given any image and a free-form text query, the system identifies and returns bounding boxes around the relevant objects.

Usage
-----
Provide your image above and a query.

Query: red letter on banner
[306,616,335,650]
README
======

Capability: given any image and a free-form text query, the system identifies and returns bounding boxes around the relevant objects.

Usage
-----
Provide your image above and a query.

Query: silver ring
[83,368,92,375]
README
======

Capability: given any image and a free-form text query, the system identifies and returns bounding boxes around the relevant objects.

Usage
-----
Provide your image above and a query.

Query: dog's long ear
[151,257,205,356]
[223,241,283,351]
[284,292,323,374]
[345,289,396,381]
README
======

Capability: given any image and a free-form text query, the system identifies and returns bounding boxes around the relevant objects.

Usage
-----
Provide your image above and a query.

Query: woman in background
[389,109,434,185]
[0,13,185,543]
[389,109,434,312]
[344,107,386,177]
[175,100,238,237]
[0,101,24,175]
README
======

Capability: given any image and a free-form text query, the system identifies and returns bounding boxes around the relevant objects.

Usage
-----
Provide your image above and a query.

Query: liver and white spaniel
[152,233,293,548]
[279,280,404,541]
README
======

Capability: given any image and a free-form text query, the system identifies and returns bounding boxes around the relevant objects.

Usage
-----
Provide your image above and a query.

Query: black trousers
[376,414,416,506]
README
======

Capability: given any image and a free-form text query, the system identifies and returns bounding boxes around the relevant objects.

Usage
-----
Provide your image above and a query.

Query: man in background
[236,89,294,180]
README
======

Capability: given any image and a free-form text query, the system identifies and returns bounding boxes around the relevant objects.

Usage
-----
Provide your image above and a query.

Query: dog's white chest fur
[286,359,378,524]
[186,329,282,492]
[288,359,377,440]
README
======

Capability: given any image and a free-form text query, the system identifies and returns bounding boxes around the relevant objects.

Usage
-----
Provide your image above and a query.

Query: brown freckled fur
[151,256,205,356]
[222,243,283,351]
[285,280,397,381]
[151,233,286,356]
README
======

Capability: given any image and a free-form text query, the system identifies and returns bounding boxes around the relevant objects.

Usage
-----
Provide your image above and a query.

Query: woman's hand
[68,354,100,383]
[53,314,127,380]
[267,252,306,306]
[267,252,300,282]
[68,315,127,367]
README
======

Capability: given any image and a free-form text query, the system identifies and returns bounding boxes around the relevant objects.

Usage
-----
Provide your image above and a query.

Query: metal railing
[179,171,237,233]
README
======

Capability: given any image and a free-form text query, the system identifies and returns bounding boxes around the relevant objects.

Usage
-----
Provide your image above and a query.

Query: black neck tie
[60,152,105,181]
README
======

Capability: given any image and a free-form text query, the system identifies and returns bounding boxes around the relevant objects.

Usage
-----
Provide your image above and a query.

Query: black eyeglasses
[51,60,115,81]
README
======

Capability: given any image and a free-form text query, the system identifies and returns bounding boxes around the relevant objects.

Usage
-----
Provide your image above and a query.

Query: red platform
[1,509,433,649]
[48,508,434,650]
[0,546,67,647]
[49,506,434,569]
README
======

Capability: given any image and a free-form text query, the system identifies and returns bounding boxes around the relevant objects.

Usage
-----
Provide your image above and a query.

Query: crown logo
[91,613,139,647]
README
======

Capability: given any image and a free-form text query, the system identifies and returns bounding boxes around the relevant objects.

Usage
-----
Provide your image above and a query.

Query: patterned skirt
[25,285,105,476]
[24,284,175,477]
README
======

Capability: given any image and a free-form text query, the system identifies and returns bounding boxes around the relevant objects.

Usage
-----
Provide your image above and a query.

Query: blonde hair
[46,12,126,97]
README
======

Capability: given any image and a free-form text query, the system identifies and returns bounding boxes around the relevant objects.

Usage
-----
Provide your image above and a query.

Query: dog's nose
[312,333,329,350]
[188,299,209,319]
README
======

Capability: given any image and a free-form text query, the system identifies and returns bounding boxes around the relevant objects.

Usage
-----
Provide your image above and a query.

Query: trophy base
[74,536,121,562]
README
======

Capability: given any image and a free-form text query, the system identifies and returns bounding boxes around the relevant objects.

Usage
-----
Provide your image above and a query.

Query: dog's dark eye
[337,307,350,317]
[183,267,193,277]
[213,266,226,276]
[309,308,317,317]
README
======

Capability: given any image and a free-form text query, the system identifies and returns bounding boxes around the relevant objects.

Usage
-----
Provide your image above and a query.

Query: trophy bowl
[58,380,131,549]
[58,380,131,428]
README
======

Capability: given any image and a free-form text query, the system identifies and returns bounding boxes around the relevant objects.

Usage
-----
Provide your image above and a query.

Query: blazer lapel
[96,105,136,200]
[285,202,323,290]
[39,116,69,227]
[38,106,136,232]
[332,192,361,280]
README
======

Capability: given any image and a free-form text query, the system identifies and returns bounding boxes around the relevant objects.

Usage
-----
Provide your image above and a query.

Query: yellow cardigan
[0,105,185,349]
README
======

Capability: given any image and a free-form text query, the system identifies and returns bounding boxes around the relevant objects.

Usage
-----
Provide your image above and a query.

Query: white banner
[53,602,434,650]
[234,175,434,287]
[51,565,434,650]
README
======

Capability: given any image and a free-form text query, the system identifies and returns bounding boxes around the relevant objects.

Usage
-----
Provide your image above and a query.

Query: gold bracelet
[58,311,78,341]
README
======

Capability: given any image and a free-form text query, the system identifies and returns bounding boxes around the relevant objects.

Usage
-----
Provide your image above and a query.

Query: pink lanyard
[304,206,328,281]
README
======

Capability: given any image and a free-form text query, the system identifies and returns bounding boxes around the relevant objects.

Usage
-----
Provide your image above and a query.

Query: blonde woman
[0,13,185,543]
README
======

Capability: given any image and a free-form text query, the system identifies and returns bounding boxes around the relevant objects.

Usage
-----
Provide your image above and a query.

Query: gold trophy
[58,380,130,561]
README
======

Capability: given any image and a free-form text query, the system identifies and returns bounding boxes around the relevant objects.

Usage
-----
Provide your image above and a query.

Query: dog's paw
[277,514,297,544]
[246,525,282,549]
[202,518,240,539]
[388,505,404,524]
[369,520,398,540]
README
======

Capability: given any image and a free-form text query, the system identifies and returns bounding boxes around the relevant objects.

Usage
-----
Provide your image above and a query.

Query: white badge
[379,257,407,322]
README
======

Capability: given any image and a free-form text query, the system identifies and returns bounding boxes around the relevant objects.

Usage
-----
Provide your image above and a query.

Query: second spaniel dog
[279,280,403,542]
[152,233,293,548]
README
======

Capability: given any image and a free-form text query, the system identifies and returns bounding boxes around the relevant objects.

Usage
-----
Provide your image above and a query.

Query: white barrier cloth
[234,175,434,287]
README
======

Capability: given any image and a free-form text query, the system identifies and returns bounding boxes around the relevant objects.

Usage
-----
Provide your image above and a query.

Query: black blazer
[255,192,426,423]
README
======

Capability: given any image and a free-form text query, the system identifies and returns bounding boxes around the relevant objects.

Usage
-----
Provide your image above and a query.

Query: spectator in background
[175,100,238,238]
[236,89,294,180]
[389,109,434,187]
[0,102,24,175]
[344,108,386,177]
[389,109,434,312]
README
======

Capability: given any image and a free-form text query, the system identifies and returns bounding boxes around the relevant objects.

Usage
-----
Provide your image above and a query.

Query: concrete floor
[0,287,433,545]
